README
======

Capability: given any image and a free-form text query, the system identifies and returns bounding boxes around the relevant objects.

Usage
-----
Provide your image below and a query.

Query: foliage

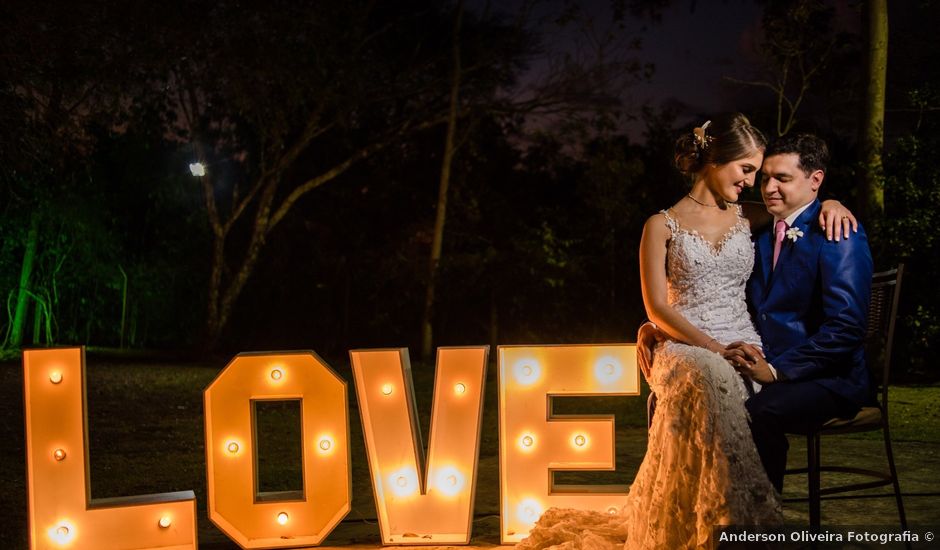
[881,116,940,376]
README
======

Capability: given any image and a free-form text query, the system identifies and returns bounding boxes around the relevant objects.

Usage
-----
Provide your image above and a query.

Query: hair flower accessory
[786,226,804,242]
[692,120,714,150]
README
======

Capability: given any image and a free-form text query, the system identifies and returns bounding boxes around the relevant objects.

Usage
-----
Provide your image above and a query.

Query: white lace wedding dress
[518,206,782,550]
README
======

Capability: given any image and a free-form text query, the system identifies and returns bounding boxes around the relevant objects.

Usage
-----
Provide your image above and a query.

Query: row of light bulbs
[47,513,176,546]
[223,435,335,456]
[518,433,589,449]
[51,358,619,388]
[512,357,624,386]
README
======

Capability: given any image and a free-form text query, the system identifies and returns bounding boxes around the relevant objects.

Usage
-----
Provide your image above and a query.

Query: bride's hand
[704,337,725,355]
[819,200,859,242]
[636,322,665,380]
[724,342,775,384]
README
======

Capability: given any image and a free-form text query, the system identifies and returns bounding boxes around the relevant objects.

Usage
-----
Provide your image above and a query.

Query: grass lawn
[1,351,938,548]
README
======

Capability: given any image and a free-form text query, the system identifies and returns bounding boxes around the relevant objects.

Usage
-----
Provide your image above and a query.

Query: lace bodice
[661,205,762,348]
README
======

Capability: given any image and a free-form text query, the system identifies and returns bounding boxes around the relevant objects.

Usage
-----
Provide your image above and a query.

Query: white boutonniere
[786,226,804,242]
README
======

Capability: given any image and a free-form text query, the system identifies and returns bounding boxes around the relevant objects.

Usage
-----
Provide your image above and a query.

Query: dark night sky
[488,0,861,140]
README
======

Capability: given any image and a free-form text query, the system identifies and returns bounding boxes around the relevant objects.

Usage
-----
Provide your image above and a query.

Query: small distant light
[446,475,458,486]
[396,476,408,487]
[226,441,240,454]
[270,368,284,381]
[454,382,466,395]
[189,162,206,177]
[318,438,332,452]
[574,434,587,447]
[520,434,535,449]
[607,506,619,515]
[381,383,393,396]
[49,372,63,384]
[158,515,172,528]
[53,449,66,461]
[276,512,289,525]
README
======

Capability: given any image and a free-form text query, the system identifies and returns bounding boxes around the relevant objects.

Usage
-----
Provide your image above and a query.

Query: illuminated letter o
[204,352,350,548]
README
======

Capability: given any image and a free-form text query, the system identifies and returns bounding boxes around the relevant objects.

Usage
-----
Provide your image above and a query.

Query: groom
[726,133,874,493]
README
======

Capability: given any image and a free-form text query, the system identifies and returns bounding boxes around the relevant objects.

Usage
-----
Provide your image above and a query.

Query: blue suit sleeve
[770,228,873,379]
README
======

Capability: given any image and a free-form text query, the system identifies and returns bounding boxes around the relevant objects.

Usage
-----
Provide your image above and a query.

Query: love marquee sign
[23,344,639,549]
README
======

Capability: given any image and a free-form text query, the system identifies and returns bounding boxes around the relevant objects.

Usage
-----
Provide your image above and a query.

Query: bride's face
[703,150,763,203]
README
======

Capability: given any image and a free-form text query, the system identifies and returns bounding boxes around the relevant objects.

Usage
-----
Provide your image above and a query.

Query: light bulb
[574,434,587,447]
[53,448,66,461]
[520,434,535,448]
[389,467,418,497]
[48,521,75,545]
[189,162,206,177]
[318,438,332,451]
[276,512,289,525]
[49,371,63,384]
[594,356,623,384]
[512,359,541,385]
[434,466,465,496]
[516,498,543,523]
[607,506,619,515]
[226,441,240,454]
[381,383,393,395]
[454,382,466,394]
[159,515,172,528]
[270,368,283,381]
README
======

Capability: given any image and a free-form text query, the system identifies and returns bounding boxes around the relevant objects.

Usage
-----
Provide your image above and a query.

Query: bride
[517,113,855,549]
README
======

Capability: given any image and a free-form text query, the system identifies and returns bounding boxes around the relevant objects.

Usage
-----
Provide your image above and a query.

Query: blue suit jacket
[746,199,874,406]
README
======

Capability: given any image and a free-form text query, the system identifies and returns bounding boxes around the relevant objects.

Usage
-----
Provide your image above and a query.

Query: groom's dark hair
[765,133,830,175]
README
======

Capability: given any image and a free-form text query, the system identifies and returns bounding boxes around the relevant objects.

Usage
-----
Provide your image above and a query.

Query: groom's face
[760,153,823,219]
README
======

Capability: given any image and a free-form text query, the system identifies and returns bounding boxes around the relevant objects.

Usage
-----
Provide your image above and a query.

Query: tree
[419,0,657,357]
[421,0,465,360]
[727,0,841,137]
[142,1,473,348]
[859,0,888,220]
[0,0,135,351]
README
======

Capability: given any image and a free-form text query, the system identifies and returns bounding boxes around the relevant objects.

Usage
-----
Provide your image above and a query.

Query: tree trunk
[860,0,888,220]
[10,215,39,348]
[118,265,128,349]
[421,0,463,360]
[489,287,499,354]
[32,299,42,345]
[203,181,278,349]
[204,234,227,349]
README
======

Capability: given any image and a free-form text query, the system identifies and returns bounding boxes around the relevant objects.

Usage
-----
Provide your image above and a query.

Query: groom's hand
[724,342,776,384]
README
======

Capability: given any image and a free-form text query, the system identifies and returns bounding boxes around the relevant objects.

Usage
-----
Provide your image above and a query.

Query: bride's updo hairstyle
[674,113,767,176]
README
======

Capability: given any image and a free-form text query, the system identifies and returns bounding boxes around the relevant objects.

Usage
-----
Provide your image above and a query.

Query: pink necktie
[772,219,787,269]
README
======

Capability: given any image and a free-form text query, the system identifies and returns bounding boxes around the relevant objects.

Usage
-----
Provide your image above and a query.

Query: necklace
[686,193,720,208]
